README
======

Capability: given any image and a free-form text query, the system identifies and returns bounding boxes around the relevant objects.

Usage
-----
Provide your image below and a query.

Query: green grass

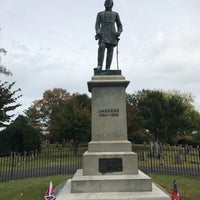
[0,174,200,200]
[151,175,200,200]
[0,175,71,200]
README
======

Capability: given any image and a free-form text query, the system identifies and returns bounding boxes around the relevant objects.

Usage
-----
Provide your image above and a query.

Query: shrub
[0,115,41,155]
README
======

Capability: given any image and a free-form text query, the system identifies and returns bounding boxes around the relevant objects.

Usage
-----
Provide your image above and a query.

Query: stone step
[71,169,152,193]
[56,178,171,200]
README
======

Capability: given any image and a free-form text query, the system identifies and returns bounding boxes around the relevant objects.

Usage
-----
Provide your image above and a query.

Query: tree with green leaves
[54,94,91,151]
[0,30,12,76]
[127,89,200,143]
[0,35,21,127]
[25,88,71,137]
[0,81,22,127]
[25,89,91,147]
[126,93,152,143]
[0,48,12,76]
[0,79,21,126]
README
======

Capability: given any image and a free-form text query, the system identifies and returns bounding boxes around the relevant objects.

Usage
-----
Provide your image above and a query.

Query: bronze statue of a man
[95,0,123,70]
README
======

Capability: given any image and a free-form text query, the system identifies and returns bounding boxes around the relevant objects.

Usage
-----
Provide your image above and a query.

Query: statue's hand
[95,32,102,40]
[116,32,120,41]
[116,32,120,37]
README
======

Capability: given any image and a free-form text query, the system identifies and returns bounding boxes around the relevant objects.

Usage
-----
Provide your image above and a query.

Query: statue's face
[104,0,113,10]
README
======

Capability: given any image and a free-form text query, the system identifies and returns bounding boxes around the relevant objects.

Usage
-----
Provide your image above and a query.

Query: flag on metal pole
[171,179,180,200]
[44,181,56,200]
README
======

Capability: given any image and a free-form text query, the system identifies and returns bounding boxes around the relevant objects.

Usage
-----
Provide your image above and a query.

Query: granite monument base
[56,169,170,200]
[55,73,170,200]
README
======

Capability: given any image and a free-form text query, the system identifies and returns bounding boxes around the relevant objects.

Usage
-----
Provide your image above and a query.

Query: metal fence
[133,143,200,177]
[0,144,200,182]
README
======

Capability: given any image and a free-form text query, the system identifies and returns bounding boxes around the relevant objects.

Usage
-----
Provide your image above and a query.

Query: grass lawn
[151,174,200,200]
[0,175,71,200]
[0,174,200,200]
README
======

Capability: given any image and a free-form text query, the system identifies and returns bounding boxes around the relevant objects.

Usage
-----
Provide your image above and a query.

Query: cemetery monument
[56,1,171,199]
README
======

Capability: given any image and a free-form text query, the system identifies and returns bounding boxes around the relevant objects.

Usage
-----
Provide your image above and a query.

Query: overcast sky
[1,0,200,116]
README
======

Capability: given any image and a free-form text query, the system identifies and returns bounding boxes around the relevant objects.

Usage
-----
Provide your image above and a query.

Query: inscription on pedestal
[99,158,123,173]
[98,108,119,117]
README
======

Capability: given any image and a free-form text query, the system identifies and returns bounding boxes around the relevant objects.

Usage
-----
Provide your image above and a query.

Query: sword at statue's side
[116,38,120,70]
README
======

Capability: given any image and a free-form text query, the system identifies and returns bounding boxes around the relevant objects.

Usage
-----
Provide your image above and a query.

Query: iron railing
[0,144,199,182]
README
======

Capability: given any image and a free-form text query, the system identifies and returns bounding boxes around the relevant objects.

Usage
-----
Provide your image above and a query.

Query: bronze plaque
[99,158,122,173]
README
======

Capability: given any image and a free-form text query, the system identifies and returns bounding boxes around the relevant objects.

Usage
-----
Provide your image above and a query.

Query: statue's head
[104,0,114,10]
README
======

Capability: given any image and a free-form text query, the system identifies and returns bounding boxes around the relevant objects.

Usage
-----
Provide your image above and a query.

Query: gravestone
[175,154,182,164]
[154,142,159,157]
[150,141,154,155]
[159,145,164,165]
[143,151,147,161]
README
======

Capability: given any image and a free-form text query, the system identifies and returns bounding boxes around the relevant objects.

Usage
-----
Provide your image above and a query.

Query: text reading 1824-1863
[98,108,119,117]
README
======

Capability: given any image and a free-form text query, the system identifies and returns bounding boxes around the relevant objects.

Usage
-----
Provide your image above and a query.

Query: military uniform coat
[95,10,123,47]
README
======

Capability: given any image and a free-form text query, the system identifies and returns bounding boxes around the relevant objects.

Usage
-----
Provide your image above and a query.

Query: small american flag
[171,179,180,200]
[44,181,56,200]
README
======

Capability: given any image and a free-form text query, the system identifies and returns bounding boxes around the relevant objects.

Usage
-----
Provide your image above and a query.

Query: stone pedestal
[56,73,170,200]
[83,74,138,177]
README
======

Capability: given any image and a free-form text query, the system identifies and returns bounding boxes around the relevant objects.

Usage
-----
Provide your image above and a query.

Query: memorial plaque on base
[99,158,122,173]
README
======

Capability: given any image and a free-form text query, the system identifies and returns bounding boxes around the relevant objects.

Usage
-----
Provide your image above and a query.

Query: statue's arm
[116,13,123,35]
[95,13,102,35]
